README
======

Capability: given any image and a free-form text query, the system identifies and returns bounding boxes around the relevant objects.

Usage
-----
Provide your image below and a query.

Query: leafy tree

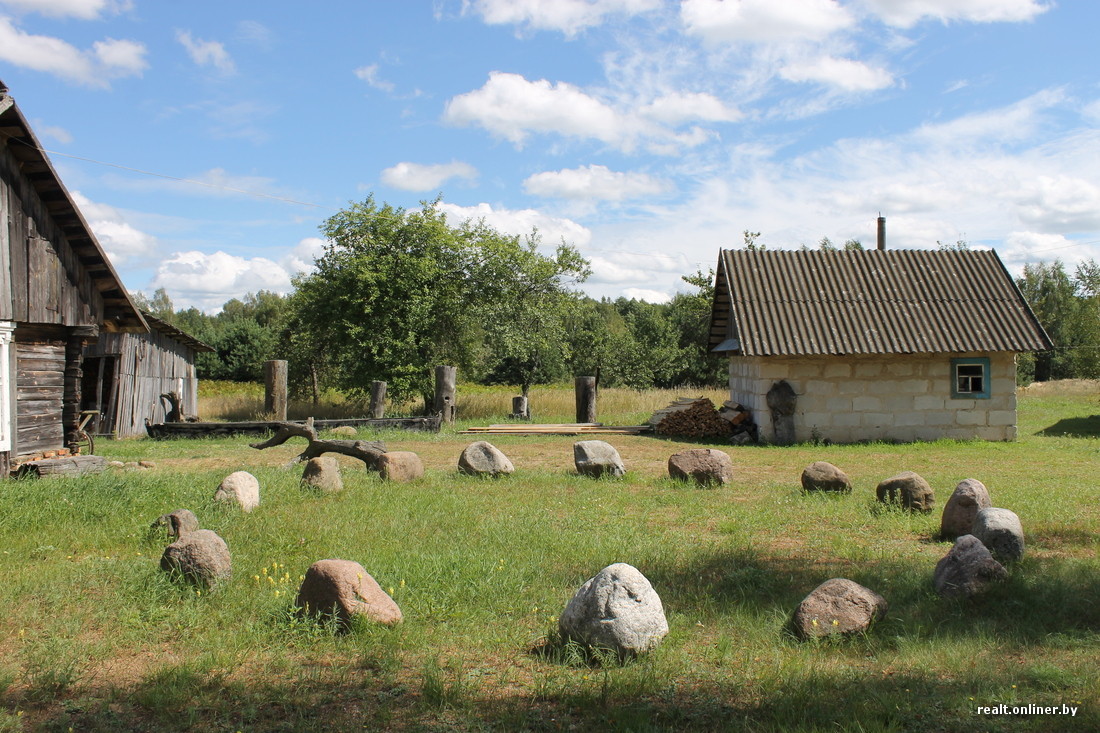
[1017,260,1089,381]
[666,269,725,387]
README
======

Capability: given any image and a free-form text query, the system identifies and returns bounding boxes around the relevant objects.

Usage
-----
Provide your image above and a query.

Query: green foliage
[1017,259,1100,381]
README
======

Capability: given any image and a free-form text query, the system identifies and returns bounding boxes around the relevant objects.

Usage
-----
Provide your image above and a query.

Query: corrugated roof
[708,248,1052,356]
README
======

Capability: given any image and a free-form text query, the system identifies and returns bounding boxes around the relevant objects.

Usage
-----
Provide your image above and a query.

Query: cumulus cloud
[354,63,394,92]
[148,251,293,313]
[681,0,854,43]
[380,161,478,191]
[34,122,73,144]
[281,237,325,275]
[0,0,130,19]
[1017,176,1100,233]
[622,287,672,303]
[435,202,592,246]
[640,92,742,125]
[523,164,671,201]
[780,56,894,92]
[467,0,660,36]
[176,30,236,74]
[0,17,147,87]
[859,0,1051,28]
[71,191,157,264]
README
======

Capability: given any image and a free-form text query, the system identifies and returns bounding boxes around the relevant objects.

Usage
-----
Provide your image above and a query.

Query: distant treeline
[134,198,1100,398]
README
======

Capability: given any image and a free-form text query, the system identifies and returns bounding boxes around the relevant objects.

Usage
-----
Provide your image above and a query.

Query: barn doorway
[80,355,118,436]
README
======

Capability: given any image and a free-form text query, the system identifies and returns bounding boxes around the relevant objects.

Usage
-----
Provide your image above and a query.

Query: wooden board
[15,455,107,478]
[460,424,651,435]
[146,415,442,439]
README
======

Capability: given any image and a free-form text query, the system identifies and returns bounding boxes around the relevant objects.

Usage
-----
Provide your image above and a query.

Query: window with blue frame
[951,357,991,399]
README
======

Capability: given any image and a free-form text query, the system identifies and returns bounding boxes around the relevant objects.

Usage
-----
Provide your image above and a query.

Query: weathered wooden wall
[14,336,64,457]
[0,144,103,328]
[86,329,200,438]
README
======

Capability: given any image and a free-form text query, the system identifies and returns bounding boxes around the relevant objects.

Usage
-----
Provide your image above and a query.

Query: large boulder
[150,509,200,538]
[667,448,734,487]
[933,534,1008,598]
[302,456,343,493]
[801,461,852,493]
[330,426,357,437]
[876,471,934,512]
[458,441,515,477]
[559,563,668,656]
[972,508,1025,563]
[789,578,888,639]
[160,529,231,587]
[940,479,992,540]
[377,451,424,482]
[294,559,402,628]
[214,471,260,512]
[573,440,625,478]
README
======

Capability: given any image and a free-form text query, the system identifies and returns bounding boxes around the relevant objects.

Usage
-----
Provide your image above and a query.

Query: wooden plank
[16,455,107,478]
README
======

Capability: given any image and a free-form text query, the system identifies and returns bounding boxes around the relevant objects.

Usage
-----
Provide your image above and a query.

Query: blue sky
[1,0,1097,311]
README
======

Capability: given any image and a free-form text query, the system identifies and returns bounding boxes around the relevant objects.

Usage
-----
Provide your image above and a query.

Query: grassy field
[0,383,1097,731]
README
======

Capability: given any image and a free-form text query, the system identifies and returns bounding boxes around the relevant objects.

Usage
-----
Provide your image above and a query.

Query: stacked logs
[648,398,756,441]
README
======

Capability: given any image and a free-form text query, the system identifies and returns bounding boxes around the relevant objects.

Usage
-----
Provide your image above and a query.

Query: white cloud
[281,237,325,276]
[468,0,660,36]
[435,202,592,246]
[859,0,1051,28]
[1017,176,1100,233]
[910,88,1063,147]
[149,251,293,313]
[681,0,854,43]
[640,92,742,125]
[380,161,478,191]
[0,17,146,87]
[780,56,894,92]
[34,121,73,144]
[0,0,130,19]
[523,164,670,201]
[444,71,629,148]
[71,191,157,264]
[622,287,672,303]
[176,30,235,74]
[354,63,394,92]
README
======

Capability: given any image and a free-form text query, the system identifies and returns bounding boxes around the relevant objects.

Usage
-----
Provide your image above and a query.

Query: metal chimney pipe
[876,216,886,251]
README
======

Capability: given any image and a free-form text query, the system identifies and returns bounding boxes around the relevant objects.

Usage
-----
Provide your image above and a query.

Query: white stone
[215,471,259,512]
[559,563,668,656]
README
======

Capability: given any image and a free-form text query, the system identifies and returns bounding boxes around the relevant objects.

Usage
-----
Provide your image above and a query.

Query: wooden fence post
[369,380,387,419]
[433,366,457,424]
[575,376,597,424]
[511,395,529,420]
[264,360,288,421]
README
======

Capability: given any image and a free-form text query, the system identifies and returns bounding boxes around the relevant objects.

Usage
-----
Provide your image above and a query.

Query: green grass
[1,385,1098,730]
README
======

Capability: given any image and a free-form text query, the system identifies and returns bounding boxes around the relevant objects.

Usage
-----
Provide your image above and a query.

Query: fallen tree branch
[250,418,385,469]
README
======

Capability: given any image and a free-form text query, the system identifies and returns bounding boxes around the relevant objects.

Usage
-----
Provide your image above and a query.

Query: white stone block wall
[727,353,1018,444]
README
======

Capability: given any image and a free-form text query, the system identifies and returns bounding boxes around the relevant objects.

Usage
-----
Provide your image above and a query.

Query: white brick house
[708,248,1051,444]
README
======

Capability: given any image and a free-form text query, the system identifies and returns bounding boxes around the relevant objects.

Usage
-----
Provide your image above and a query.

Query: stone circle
[940,479,992,540]
[800,461,852,492]
[972,507,1025,563]
[667,448,734,486]
[933,534,1008,598]
[558,562,668,656]
[458,441,515,477]
[377,451,424,481]
[302,456,343,492]
[294,558,403,628]
[876,471,934,512]
[160,529,231,587]
[214,471,260,512]
[573,440,625,478]
[789,578,888,639]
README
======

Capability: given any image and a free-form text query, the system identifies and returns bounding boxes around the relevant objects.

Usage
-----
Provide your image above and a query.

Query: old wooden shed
[1,88,147,473]
[83,311,213,438]
[708,248,1052,444]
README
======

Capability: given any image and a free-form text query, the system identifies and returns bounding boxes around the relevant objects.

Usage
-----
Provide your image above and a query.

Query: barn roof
[141,311,215,353]
[0,90,146,332]
[708,248,1052,357]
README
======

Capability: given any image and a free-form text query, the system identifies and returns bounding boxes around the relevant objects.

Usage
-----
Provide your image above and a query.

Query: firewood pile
[648,397,756,441]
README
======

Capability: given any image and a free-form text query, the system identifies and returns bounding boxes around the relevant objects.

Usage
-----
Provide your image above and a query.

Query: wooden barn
[83,311,213,438]
[708,247,1052,444]
[0,88,147,473]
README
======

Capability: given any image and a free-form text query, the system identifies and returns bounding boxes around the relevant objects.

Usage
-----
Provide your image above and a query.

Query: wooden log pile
[648,398,756,441]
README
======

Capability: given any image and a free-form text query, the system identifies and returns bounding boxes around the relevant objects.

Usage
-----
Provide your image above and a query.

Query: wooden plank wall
[0,143,101,328]
[88,330,200,437]
[15,339,64,456]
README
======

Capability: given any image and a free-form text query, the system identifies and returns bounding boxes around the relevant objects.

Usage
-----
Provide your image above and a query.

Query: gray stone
[214,471,260,512]
[573,440,625,478]
[933,534,1008,598]
[940,479,992,540]
[295,559,403,627]
[377,451,424,481]
[160,529,231,587]
[107,460,125,469]
[151,509,200,538]
[458,441,515,477]
[876,471,935,512]
[790,578,888,639]
[972,507,1025,563]
[330,426,357,437]
[302,456,343,492]
[801,461,852,493]
[667,448,733,486]
[559,562,668,656]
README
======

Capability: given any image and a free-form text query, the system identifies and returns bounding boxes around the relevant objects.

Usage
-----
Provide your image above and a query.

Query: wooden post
[64,326,97,447]
[264,360,288,421]
[369,380,387,419]
[511,395,529,420]
[433,366,457,424]
[575,376,597,424]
